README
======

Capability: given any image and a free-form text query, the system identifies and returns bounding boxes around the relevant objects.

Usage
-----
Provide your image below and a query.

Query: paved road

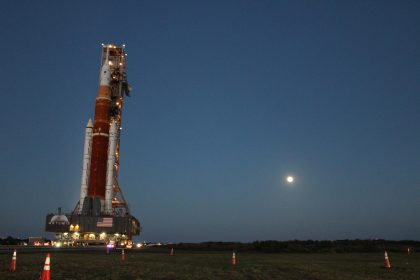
[0,246,130,254]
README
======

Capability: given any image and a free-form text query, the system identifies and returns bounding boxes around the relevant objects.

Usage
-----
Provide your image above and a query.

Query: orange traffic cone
[39,253,51,280]
[9,250,17,272]
[231,251,236,265]
[121,249,125,261]
[384,251,391,269]
[170,248,174,256]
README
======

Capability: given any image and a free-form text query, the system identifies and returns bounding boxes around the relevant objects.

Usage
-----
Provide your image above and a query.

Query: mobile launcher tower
[46,44,141,246]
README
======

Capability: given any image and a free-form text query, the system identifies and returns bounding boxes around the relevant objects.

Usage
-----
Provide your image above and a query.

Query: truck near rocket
[45,44,140,246]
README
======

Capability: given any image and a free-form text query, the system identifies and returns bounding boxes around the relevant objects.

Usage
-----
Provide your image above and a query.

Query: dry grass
[1,249,420,279]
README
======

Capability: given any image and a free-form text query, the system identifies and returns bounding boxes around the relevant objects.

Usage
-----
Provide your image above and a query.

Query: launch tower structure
[45,44,140,246]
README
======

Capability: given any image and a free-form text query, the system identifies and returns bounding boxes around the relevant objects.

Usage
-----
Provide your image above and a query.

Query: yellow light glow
[286,176,294,183]
[99,232,107,240]
[72,232,79,240]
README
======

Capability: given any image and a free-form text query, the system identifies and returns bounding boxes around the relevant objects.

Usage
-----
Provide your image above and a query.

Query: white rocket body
[79,119,93,213]
[99,49,111,86]
[104,121,118,214]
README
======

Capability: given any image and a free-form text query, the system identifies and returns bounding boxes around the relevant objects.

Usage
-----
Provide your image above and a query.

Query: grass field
[1,249,420,279]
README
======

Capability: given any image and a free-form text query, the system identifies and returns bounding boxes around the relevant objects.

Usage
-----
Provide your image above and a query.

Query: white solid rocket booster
[79,118,93,213]
[104,121,118,214]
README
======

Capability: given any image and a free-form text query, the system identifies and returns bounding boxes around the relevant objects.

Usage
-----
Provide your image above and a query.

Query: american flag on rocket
[97,217,113,227]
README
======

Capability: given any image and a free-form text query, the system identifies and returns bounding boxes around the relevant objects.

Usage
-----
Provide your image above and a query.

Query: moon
[286,176,294,183]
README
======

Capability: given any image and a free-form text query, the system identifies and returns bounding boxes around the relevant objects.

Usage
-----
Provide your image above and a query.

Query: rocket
[78,48,117,215]
[45,44,140,240]
[79,118,93,212]
[88,50,111,200]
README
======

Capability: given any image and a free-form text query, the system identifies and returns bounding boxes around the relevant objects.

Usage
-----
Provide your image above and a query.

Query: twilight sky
[0,0,419,242]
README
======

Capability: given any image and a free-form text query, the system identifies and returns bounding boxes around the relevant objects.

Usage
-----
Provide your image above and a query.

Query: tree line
[165,239,419,253]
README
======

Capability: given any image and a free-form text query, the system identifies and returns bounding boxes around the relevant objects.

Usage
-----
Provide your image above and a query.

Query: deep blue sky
[0,0,419,242]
